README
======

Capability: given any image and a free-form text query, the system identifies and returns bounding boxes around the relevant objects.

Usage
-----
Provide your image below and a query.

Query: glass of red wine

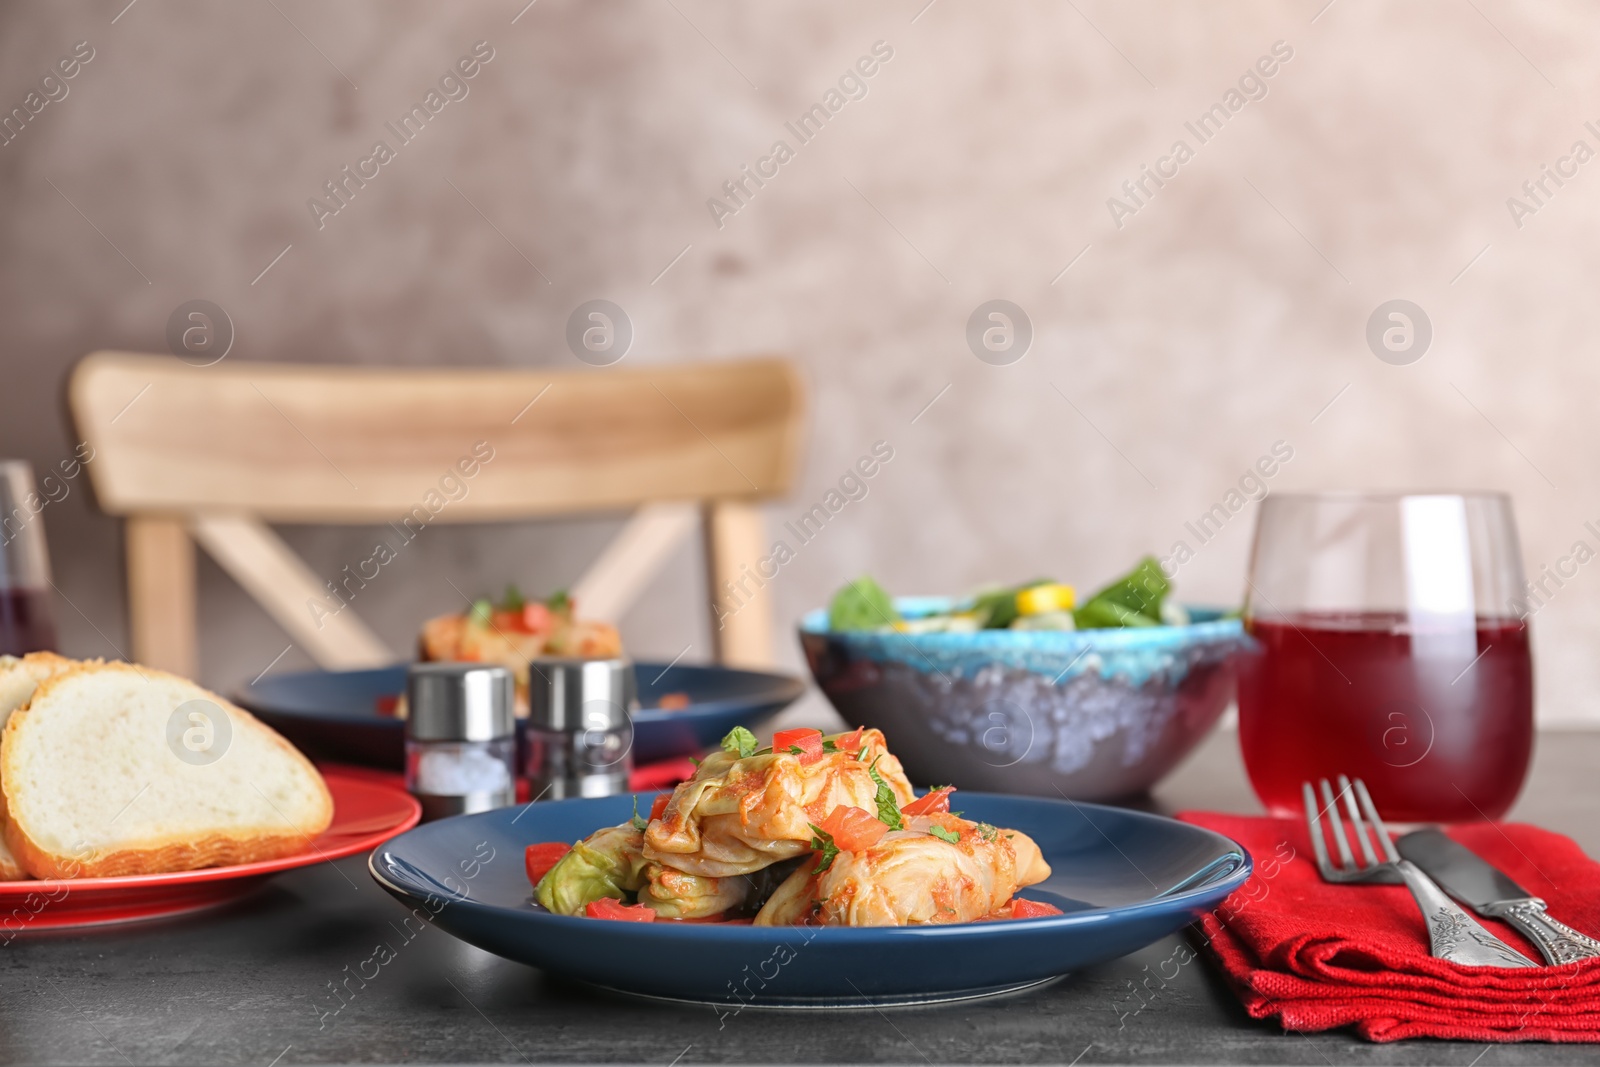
[1237,492,1532,822]
[0,461,59,656]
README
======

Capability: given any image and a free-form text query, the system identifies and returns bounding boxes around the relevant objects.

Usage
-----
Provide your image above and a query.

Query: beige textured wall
[3,1,1598,723]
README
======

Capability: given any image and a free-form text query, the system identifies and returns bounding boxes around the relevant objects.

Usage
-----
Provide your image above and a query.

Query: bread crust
[1,660,333,879]
[3,820,312,879]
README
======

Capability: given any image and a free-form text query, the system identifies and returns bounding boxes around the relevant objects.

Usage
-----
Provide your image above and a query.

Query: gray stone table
[3,729,1597,1066]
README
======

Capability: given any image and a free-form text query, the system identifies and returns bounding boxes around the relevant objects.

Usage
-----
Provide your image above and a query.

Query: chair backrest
[71,352,803,519]
[69,352,804,678]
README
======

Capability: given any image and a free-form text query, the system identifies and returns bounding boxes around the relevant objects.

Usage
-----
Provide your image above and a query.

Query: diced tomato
[649,794,671,821]
[491,610,523,633]
[585,897,657,922]
[774,728,826,765]
[902,786,956,817]
[521,602,555,635]
[774,727,821,750]
[655,691,691,711]
[524,842,571,885]
[818,805,888,851]
[1009,898,1063,919]
[374,694,401,718]
[834,727,865,755]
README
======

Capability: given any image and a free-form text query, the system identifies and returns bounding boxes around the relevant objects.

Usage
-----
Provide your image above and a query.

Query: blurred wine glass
[0,461,59,655]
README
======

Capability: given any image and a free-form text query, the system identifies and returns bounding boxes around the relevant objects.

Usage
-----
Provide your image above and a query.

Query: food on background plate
[827,556,1192,635]
[529,726,1057,926]
[0,659,333,879]
[417,586,623,716]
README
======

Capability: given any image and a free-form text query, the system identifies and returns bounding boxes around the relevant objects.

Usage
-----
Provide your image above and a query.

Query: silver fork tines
[1302,775,1535,969]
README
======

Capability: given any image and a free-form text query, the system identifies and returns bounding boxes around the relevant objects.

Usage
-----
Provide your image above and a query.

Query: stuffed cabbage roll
[534,824,650,915]
[643,728,915,879]
[534,822,777,919]
[753,814,1051,926]
[638,862,748,919]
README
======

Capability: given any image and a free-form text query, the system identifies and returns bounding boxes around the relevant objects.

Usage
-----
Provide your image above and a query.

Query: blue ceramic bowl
[369,791,1250,1007]
[799,599,1247,801]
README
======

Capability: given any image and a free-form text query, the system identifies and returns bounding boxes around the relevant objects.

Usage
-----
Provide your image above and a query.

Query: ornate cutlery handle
[1393,860,1536,968]
[1483,899,1600,965]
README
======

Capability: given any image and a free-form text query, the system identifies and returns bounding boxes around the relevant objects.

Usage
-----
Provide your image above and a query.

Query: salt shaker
[405,662,516,821]
[525,657,635,799]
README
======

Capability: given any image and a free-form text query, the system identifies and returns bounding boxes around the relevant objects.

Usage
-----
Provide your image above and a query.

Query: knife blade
[1397,829,1533,907]
[1398,829,1600,965]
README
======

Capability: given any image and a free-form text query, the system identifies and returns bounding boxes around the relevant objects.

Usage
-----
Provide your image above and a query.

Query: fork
[1302,776,1535,968]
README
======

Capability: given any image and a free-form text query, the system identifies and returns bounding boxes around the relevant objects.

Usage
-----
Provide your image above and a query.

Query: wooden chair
[67,352,805,678]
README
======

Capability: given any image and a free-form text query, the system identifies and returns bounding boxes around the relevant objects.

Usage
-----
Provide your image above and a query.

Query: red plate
[0,769,420,931]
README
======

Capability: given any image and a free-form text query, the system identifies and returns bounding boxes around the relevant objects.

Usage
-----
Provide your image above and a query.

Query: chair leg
[125,515,197,676]
[702,500,773,668]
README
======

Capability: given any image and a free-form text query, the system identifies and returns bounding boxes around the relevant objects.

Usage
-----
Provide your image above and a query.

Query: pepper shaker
[525,657,635,799]
[405,662,517,821]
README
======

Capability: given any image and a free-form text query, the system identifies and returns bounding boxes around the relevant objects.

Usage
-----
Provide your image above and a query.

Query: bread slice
[2,662,333,878]
[0,652,80,732]
[0,835,26,880]
[0,652,83,876]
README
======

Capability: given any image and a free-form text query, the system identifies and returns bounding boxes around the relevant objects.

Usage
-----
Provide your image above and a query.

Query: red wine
[1237,612,1532,822]
[0,586,57,656]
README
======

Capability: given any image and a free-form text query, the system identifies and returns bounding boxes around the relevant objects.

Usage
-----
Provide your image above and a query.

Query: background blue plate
[369,792,1250,1007]
[236,662,805,768]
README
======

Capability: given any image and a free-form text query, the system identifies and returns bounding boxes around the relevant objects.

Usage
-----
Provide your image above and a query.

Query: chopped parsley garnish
[545,589,571,613]
[929,826,960,845]
[468,598,493,626]
[867,757,903,831]
[976,822,999,842]
[721,726,759,758]
[628,796,648,831]
[808,823,840,874]
[821,738,839,752]
[688,755,701,769]
[786,745,804,756]
[501,583,526,612]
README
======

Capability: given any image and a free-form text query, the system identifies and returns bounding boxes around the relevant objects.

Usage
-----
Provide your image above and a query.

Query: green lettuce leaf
[828,576,900,632]
[1073,556,1168,629]
[970,578,1053,629]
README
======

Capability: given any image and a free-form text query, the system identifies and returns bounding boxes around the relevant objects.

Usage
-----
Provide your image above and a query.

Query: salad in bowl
[800,558,1246,801]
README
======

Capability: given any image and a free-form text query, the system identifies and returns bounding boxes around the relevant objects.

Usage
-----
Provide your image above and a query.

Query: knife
[1397,829,1600,966]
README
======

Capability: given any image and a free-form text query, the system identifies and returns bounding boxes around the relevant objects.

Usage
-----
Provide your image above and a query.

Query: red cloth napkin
[1179,812,1600,1043]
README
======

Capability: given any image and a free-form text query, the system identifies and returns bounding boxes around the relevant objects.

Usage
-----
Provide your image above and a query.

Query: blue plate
[368,792,1250,1007]
[235,663,805,768]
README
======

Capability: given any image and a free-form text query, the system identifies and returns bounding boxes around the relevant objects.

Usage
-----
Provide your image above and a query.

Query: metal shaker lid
[527,657,635,731]
[406,662,515,741]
